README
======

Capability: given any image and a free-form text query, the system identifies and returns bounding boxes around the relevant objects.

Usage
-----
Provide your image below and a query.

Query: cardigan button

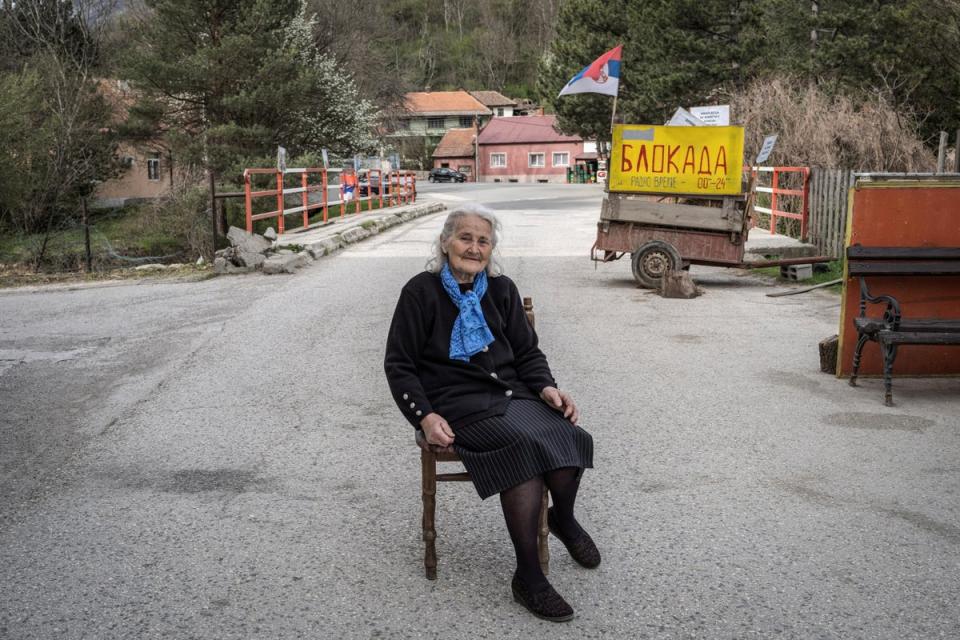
[490,372,498,379]
[403,393,409,400]
[482,345,489,352]
[415,410,422,416]
[505,390,513,397]
[409,402,416,408]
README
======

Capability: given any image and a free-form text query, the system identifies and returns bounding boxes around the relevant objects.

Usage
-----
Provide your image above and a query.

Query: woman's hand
[540,386,579,424]
[420,412,456,447]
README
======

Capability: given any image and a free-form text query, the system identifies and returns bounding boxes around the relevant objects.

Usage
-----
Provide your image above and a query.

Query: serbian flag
[558,45,622,98]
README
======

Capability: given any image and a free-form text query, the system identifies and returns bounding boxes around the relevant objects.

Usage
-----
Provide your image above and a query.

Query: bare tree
[1,0,119,269]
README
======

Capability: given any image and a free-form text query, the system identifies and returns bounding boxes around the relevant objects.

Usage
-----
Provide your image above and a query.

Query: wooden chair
[416,297,549,580]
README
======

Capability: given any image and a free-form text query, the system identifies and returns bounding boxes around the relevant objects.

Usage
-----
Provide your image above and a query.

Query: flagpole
[610,93,618,133]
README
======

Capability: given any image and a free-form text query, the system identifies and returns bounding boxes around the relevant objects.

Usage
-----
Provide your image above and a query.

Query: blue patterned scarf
[440,263,495,362]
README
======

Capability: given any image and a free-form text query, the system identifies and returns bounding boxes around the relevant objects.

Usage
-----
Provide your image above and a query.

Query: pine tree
[123,0,375,183]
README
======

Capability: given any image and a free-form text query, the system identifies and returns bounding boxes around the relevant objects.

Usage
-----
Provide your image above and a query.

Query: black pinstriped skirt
[453,399,594,500]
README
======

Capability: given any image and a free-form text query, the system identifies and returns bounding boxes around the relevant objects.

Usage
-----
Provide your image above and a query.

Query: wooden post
[208,171,217,257]
[937,131,948,173]
[82,197,92,272]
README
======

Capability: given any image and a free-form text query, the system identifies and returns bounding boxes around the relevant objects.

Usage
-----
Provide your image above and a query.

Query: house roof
[433,128,476,158]
[477,115,582,145]
[404,91,491,116]
[469,90,517,108]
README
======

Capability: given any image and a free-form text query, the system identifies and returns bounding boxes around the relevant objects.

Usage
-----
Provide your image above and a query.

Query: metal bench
[847,245,960,405]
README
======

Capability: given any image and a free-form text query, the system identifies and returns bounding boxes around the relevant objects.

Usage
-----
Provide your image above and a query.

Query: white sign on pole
[667,106,706,127]
[690,105,730,126]
[276,146,287,172]
[755,134,778,164]
[321,148,329,169]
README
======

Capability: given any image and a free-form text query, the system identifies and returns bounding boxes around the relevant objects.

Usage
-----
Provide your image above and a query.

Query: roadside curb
[278,201,447,261]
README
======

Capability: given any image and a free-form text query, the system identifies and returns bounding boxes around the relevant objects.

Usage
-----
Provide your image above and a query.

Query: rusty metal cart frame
[591,189,831,288]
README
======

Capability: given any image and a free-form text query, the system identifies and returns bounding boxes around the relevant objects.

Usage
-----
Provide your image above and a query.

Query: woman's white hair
[425,203,504,276]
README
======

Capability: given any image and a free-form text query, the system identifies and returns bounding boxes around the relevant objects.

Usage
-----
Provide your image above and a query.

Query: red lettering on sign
[666,145,680,173]
[636,145,649,173]
[621,144,633,172]
[698,147,712,175]
[652,145,665,173]
[682,146,696,174]
[715,146,728,174]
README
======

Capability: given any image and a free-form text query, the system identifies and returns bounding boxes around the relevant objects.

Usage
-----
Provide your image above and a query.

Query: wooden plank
[878,331,960,346]
[847,260,960,275]
[848,246,960,259]
[600,194,743,233]
[814,168,825,254]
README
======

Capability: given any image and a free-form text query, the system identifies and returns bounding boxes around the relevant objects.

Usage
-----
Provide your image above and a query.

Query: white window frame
[490,152,506,168]
[552,152,570,167]
[426,116,445,130]
[496,107,504,117]
[528,152,545,168]
[459,116,473,127]
[147,155,161,181]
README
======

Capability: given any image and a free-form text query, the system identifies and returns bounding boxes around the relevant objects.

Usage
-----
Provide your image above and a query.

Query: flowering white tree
[124,0,377,180]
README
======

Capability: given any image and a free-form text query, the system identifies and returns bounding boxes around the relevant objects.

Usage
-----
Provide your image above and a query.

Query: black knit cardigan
[384,271,556,430]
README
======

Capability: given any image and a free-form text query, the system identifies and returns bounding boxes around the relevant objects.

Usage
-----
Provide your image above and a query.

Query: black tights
[499,466,583,591]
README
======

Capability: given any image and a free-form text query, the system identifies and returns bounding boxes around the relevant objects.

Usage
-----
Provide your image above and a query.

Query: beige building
[94,144,172,208]
[91,79,176,208]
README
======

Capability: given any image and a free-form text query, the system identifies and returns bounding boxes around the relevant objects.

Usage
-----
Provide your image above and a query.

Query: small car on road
[428,168,467,183]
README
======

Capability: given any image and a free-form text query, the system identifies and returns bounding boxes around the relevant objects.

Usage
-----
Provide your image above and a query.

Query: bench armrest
[858,276,902,329]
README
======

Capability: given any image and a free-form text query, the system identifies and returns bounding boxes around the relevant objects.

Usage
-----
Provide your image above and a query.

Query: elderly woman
[384,204,598,622]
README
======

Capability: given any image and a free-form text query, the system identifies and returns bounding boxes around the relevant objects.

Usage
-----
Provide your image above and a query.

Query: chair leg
[537,484,550,575]
[421,450,438,580]
[883,343,898,407]
[849,333,869,387]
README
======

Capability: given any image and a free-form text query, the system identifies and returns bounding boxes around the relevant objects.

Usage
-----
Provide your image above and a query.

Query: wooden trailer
[592,190,830,288]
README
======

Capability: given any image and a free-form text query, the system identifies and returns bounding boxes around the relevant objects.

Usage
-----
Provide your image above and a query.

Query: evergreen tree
[541,0,960,146]
[123,0,375,183]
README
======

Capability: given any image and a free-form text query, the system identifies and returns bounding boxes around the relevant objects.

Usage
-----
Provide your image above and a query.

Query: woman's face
[444,215,494,283]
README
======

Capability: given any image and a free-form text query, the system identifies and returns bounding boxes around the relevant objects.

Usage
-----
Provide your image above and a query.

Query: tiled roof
[433,128,476,158]
[477,115,582,145]
[404,91,491,116]
[469,90,517,107]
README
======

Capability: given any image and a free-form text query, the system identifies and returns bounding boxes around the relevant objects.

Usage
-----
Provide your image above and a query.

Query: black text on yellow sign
[609,125,745,195]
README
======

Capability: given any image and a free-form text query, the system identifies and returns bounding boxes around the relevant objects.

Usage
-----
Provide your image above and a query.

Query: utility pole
[474,114,480,183]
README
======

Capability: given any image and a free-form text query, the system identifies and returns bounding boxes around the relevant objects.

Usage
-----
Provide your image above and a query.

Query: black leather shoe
[511,574,574,622]
[548,507,601,569]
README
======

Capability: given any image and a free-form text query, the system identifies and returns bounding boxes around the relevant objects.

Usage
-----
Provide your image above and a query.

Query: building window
[427,117,445,130]
[459,116,473,127]
[490,153,506,168]
[147,153,161,181]
[528,152,545,168]
[497,108,504,117]
[552,152,570,167]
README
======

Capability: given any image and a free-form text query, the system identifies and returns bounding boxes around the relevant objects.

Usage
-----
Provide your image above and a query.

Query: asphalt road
[1,182,959,639]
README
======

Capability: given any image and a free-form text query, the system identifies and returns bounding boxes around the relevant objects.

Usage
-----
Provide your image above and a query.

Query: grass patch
[751,259,845,292]
[0,262,215,289]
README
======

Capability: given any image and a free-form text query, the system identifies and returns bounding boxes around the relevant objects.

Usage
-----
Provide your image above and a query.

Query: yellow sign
[609,124,744,195]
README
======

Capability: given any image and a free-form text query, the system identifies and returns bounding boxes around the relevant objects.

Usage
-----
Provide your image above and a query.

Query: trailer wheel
[631,241,682,288]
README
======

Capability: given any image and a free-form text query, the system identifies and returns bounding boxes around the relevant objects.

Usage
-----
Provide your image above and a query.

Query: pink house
[477,115,583,183]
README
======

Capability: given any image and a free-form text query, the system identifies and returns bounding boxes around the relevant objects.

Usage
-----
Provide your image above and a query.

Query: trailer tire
[631,241,682,288]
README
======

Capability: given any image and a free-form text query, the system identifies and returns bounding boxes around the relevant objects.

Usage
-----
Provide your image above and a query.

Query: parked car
[428,167,467,183]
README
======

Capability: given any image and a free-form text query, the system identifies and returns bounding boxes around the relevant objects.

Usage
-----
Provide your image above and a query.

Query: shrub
[729,77,936,172]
